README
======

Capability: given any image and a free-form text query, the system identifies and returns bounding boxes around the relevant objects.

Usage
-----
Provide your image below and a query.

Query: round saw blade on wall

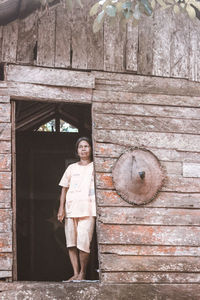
[112,149,164,205]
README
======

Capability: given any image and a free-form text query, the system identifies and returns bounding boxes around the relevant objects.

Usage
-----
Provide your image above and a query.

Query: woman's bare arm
[57,187,68,222]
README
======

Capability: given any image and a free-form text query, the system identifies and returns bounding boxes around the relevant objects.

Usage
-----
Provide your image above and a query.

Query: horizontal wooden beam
[6,65,95,89]
[96,190,200,209]
[92,71,200,97]
[98,207,200,226]
[8,82,92,103]
[101,254,200,272]
[101,272,200,284]
[100,244,200,256]
[99,224,200,245]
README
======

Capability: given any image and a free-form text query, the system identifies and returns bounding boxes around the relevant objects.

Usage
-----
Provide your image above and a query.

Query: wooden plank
[2,20,18,63]
[100,244,200,256]
[0,108,10,130]
[8,82,92,103]
[93,102,200,120]
[16,12,38,64]
[92,90,200,108]
[71,1,87,69]
[101,272,200,284]
[0,104,10,122]
[0,154,11,171]
[92,71,200,97]
[126,22,138,72]
[11,100,17,281]
[101,254,200,272]
[96,190,200,209]
[0,141,11,154]
[94,130,200,152]
[0,26,2,62]
[6,65,95,89]
[0,253,12,270]
[0,190,11,209]
[0,124,11,141]
[96,172,200,193]
[0,209,12,232]
[170,14,189,79]
[99,224,200,245]
[37,10,56,67]
[94,113,200,135]
[152,10,171,77]
[189,18,200,81]
[0,96,10,103]
[95,157,182,175]
[94,143,200,164]
[99,207,200,226]
[87,0,104,70]
[55,5,71,68]
[183,163,200,178]
[0,271,12,279]
[0,232,12,252]
[0,173,11,189]
[138,16,154,75]
[104,18,126,72]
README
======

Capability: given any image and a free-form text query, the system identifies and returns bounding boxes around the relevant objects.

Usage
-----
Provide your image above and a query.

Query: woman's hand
[57,206,65,222]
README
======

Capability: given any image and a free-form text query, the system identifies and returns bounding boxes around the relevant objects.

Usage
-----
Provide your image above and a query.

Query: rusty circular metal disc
[112,149,164,205]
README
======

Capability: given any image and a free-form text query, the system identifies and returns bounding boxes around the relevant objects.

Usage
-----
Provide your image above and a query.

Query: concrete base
[0,281,200,300]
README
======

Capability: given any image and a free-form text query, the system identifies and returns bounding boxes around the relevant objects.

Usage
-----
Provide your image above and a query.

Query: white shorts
[64,217,96,253]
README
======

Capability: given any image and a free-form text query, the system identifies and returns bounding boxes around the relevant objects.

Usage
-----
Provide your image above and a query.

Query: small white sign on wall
[183,163,200,178]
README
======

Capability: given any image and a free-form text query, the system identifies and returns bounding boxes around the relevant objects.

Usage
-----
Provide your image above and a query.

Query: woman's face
[77,140,91,160]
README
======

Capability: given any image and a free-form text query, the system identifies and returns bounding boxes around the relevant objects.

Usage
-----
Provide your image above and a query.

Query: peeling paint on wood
[99,224,200,246]
[101,254,200,272]
[0,124,11,141]
[0,232,12,252]
[98,207,200,226]
[0,253,12,270]
[0,172,11,189]
[94,130,200,153]
[96,189,200,209]
[0,190,11,208]
[100,244,200,256]
[0,141,11,154]
[0,209,12,232]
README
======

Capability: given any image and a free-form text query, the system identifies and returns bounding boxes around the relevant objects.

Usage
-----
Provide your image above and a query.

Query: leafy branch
[39,0,200,33]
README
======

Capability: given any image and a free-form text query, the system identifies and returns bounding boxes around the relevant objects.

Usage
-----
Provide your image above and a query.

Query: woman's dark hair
[75,137,93,160]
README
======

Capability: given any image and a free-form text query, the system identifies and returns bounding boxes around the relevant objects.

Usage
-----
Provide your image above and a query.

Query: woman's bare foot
[76,272,86,281]
[67,274,79,281]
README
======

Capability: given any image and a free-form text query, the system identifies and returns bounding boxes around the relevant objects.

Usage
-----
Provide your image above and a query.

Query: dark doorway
[16,101,99,281]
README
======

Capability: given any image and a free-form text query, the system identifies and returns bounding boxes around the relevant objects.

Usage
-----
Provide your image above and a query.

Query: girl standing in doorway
[57,137,96,281]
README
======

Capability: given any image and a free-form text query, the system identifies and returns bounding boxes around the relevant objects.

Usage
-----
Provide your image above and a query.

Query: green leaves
[39,0,200,34]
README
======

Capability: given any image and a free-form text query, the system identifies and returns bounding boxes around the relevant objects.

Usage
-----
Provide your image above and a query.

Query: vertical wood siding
[0,3,200,82]
[0,84,12,279]
[92,73,200,284]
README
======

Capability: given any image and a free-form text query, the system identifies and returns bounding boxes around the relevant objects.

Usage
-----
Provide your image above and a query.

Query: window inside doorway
[15,101,98,282]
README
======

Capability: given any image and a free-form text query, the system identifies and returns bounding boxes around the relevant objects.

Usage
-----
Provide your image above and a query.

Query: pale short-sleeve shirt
[59,162,96,218]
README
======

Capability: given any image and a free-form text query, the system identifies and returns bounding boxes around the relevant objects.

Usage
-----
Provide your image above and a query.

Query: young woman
[57,137,96,281]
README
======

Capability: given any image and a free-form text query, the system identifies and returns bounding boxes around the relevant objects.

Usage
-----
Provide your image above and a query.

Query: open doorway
[15,100,99,281]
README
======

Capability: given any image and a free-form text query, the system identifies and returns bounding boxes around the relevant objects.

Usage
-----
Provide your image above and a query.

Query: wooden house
[0,0,200,298]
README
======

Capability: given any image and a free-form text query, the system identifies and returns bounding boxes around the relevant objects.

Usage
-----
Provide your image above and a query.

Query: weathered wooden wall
[0,1,200,81]
[93,71,200,284]
[0,83,12,279]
